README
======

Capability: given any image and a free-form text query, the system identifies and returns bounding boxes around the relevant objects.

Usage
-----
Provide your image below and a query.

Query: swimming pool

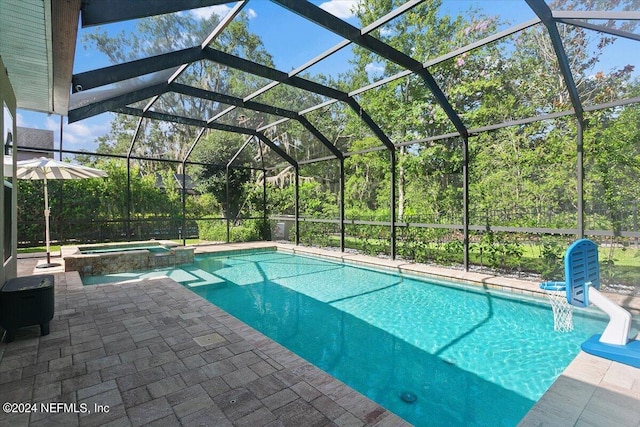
[83,249,622,426]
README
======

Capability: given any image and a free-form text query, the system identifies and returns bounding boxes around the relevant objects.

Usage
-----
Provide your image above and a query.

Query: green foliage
[24,0,640,295]
[342,224,391,256]
[268,181,339,218]
[299,222,333,248]
[585,103,640,234]
[439,239,464,265]
[539,237,565,280]
[84,10,274,160]
[17,158,226,245]
[344,138,390,214]
[192,133,252,219]
[397,227,434,262]
[196,219,264,243]
[195,219,226,242]
[299,181,339,218]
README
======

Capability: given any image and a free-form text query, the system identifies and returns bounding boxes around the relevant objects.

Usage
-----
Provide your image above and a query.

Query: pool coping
[191,242,640,426]
[11,242,640,426]
[60,240,181,257]
[3,256,410,426]
[62,240,196,277]
[192,242,640,313]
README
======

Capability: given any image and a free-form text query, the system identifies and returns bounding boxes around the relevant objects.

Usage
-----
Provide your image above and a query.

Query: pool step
[180,267,226,288]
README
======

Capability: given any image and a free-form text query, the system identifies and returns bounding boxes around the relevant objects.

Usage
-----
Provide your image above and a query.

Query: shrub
[196,219,261,242]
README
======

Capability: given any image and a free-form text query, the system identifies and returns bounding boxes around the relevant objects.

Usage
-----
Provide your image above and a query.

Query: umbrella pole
[37,176,60,268]
[44,176,51,262]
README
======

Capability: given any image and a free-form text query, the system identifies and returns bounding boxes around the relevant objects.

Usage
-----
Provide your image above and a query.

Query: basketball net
[545,288,574,332]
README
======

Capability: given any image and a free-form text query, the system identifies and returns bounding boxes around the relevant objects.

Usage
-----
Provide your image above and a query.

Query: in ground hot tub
[78,242,171,254]
[62,240,194,276]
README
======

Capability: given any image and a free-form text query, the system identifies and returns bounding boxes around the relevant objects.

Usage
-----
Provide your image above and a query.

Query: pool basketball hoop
[540,240,640,368]
[540,281,573,332]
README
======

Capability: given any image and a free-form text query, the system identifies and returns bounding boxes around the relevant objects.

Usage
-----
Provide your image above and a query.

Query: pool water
[83,250,624,426]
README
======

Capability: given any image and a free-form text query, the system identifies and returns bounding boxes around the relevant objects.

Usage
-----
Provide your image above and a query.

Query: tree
[347,0,490,221]
[192,132,253,220]
[467,0,640,228]
[83,10,274,163]
[585,101,640,233]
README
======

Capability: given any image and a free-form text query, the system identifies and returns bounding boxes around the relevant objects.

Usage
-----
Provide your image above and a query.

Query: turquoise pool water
[84,250,623,426]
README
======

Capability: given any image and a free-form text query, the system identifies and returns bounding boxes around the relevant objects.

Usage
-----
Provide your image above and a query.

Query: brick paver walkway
[0,271,407,426]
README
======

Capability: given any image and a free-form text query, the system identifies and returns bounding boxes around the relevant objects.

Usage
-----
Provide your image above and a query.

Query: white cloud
[16,112,25,127]
[365,62,384,77]
[319,0,359,19]
[44,116,59,132]
[191,5,231,20]
[379,26,394,37]
[63,119,109,147]
[191,5,257,20]
[13,110,110,152]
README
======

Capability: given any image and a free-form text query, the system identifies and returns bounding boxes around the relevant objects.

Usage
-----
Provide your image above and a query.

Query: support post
[126,117,144,240]
[339,158,345,252]
[526,0,585,240]
[181,162,187,246]
[294,166,300,246]
[43,177,52,265]
[577,119,585,238]
[463,136,470,270]
[226,167,230,243]
[390,149,396,260]
[58,116,63,161]
[262,169,267,240]
[126,158,131,239]
[258,139,268,241]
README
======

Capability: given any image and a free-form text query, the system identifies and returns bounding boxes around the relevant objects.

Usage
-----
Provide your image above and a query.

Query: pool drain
[400,391,417,404]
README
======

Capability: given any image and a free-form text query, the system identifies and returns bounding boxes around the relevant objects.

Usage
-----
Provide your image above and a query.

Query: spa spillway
[62,240,194,276]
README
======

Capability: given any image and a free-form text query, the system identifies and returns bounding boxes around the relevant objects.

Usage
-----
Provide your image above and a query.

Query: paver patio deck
[1,243,639,426]
[0,259,407,426]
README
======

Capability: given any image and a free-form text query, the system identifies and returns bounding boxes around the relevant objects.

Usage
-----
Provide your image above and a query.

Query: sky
[17,0,363,155]
[15,0,639,156]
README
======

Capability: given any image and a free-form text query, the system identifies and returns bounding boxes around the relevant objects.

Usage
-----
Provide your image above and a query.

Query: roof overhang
[0,0,80,115]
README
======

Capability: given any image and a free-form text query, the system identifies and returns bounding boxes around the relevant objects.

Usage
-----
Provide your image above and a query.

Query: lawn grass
[17,245,60,254]
[598,245,640,267]
[325,235,640,285]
